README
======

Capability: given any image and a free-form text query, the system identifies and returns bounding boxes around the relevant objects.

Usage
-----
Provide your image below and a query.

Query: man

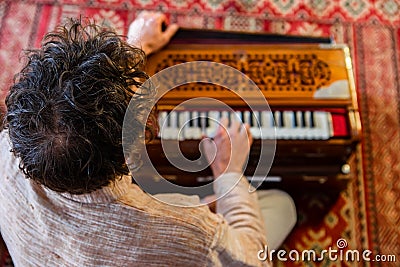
[0,12,296,266]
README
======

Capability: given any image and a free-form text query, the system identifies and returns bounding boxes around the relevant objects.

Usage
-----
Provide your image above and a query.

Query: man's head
[5,18,152,194]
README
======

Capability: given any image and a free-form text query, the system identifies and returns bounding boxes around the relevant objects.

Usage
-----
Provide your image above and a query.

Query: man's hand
[202,118,253,178]
[127,11,179,55]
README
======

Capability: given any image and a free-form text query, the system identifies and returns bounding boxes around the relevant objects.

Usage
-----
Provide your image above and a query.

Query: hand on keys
[202,118,253,178]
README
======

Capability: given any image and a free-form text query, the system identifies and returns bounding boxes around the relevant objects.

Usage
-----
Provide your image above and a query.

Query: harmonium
[143,28,362,192]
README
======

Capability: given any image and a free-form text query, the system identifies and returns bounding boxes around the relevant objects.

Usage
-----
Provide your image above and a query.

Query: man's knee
[257,189,297,249]
[258,189,297,226]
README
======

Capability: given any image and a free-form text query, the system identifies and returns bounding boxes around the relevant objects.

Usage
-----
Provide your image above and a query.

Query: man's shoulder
[0,129,9,141]
[0,130,20,176]
[0,130,13,158]
[0,129,11,149]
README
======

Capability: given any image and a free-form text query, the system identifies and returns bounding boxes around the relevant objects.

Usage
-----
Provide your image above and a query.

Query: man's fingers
[155,12,167,24]
[137,10,148,17]
[163,24,179,39]
[244,123,253,146]
[229,119,242,134]
[216,117,229,137]
[243,123,250,133]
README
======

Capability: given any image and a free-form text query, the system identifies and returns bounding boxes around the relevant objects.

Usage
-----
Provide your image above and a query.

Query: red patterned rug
[0,1,399,266]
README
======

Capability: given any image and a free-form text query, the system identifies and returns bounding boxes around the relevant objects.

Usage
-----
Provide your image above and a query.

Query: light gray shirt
[0,130,270,266]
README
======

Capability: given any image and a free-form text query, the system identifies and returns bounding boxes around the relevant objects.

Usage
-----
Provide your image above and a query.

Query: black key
[310,111,316,128]
[248,112,254,127]
[200,115,206,134]
[167,112,171,126]
[176,112,181,127]
[293,111,298,127]
[258,111,263,126]
[301,111,306,127]
[188,112,193,127]
[197,115,202,128]
[279,111,284,127]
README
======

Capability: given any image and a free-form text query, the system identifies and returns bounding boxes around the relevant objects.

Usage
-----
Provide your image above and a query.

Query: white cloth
[257,190,297,250]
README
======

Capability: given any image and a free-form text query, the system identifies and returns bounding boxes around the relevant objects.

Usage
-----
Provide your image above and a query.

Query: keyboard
[158,109,343,140]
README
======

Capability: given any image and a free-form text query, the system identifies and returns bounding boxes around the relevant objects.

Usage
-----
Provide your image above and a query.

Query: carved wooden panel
[146,44,355,103]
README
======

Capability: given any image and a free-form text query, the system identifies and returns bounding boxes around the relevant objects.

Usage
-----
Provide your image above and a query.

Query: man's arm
[203,119,271,266]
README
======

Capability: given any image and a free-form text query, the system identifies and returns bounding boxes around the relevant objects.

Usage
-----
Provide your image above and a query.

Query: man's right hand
[202,118,253,178]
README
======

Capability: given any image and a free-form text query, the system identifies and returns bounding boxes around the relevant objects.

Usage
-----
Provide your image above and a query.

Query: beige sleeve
[208,173,272,267]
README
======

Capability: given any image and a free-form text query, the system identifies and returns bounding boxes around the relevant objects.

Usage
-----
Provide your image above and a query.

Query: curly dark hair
[4,18,155,194]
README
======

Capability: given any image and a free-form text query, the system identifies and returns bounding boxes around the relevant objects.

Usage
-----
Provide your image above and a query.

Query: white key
[170,111,180,140]
[261,111,274,139]
[187,111,195,139]
[200,112,207,136]
[282,111,294,139]
[295,111,306,139]
[314,111,332,140]
[178,112,186,140]
[206,111,220,138]
[191,111,202,139]
[304,111,313,139]
[326,112,333,139]
[250,111,261,139]
[274,111,284,139]
[158,111,168,138]
[162,111,179,139]
[285,111,301,139]
[181,111,190,140]
[283,111,295,128]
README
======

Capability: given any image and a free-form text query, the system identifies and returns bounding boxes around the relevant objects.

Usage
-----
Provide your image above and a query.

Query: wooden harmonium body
[145,28,361,190]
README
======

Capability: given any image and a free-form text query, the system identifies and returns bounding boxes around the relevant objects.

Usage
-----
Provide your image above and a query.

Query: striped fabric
[0,131,270,267]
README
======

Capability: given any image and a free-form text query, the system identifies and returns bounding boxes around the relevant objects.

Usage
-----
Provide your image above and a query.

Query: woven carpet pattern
[0,1,399,266]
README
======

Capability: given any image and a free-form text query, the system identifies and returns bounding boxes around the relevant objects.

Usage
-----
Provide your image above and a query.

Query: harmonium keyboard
[143,28,362,191]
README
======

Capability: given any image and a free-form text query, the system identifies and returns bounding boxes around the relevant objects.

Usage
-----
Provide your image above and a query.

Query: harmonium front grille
[142,28,362,191]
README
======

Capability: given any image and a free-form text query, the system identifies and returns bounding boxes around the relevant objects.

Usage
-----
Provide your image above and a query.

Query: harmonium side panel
[144,43,361,191]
